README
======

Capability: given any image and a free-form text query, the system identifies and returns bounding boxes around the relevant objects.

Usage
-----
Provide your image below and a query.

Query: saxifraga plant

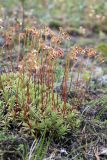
[0,24,104,138]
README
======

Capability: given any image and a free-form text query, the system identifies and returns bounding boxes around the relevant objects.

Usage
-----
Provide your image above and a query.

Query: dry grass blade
[94,147,100,160]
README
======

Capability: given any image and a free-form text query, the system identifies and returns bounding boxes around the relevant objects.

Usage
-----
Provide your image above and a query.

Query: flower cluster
[48,48,64,60]
[70,46,97,60]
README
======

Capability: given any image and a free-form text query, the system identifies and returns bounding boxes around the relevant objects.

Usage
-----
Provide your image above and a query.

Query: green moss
[49,20,62,29]
[97,43,107,58]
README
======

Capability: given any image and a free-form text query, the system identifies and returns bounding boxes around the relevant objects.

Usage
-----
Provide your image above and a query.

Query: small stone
[60,148,68,156]
[98,147,107,156]
[0,36,5,47]
[98,75,107,86]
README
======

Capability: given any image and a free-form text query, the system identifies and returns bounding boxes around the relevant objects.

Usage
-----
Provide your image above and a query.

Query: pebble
[0,36,5,47]
[98,75,107,86]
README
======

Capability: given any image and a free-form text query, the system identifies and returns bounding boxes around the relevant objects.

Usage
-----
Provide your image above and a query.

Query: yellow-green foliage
[0,72,81,138]
[97,43,107,58]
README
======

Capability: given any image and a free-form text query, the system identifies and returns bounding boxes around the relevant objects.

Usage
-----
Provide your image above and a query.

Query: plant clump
[0,23,104,139]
